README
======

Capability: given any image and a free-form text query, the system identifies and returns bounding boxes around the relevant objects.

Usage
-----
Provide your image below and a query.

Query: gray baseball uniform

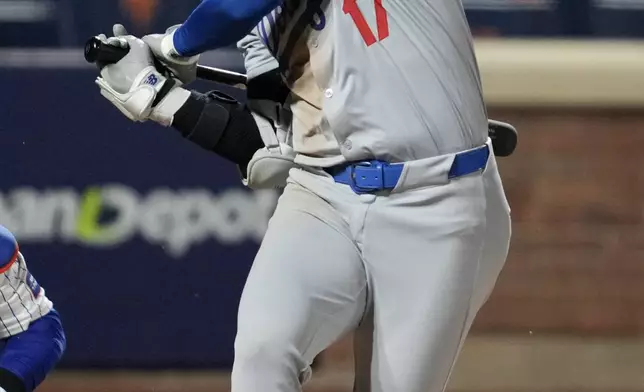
[244,0,487,167]
[233,1,511,391]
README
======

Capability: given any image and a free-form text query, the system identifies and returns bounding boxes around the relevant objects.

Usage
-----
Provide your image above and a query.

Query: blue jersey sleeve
[0,225,18,270]
[173,0,283,57]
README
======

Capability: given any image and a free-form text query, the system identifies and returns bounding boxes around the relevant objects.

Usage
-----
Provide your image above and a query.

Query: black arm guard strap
[171,91,265,170]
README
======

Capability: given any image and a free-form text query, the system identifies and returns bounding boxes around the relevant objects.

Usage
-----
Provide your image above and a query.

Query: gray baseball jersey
[244,0,487,167]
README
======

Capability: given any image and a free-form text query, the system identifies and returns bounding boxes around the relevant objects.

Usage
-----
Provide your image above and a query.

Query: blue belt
[326,144,489,194]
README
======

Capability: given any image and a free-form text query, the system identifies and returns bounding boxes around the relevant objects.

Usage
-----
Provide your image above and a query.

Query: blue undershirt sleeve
[173,0,282,56]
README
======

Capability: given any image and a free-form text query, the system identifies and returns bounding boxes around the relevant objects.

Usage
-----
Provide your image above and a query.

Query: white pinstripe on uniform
[0,252,52,338]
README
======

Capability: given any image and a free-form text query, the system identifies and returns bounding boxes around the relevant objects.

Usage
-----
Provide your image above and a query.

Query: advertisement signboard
[0,68,277,368]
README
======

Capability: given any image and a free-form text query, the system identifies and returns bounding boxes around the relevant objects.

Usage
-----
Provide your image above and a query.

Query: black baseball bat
[84,37,248,88]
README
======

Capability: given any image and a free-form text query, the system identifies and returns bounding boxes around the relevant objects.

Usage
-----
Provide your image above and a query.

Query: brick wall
[474,108,644,336]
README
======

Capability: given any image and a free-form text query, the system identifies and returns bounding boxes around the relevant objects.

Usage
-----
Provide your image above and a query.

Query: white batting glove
[142,25,200,85]
[94,29,190,127]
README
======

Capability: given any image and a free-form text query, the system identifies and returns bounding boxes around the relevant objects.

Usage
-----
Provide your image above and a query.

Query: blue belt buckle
[349,160,387,194]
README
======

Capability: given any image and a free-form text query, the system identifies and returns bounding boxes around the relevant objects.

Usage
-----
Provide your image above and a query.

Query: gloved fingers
[141,34,163,53]
[105,36,128,48]
[113,24,129,37]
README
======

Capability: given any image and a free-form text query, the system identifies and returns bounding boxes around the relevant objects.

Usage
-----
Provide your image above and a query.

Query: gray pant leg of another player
[231,174,368,392]
[359,159,511,392]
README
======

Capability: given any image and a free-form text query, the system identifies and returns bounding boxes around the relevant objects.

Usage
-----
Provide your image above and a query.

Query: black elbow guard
[172,91,265,167]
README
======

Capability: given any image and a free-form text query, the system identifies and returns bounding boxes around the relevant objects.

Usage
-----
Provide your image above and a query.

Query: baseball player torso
[254,0,488,167]
[234,3,511,389]
[0,253,53,339]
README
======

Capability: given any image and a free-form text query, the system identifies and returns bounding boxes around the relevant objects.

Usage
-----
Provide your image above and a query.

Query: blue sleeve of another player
[173,0,283,57]
[0,225,18,270]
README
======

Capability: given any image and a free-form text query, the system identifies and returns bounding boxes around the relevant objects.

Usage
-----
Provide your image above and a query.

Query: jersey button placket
[324,88,333,98]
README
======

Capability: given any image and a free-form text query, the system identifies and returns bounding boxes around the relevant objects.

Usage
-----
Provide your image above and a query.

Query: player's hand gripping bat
[84,36,517,156]
[85,37,247,88]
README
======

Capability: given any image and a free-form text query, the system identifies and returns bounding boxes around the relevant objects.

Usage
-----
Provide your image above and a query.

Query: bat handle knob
[84,37,129,65]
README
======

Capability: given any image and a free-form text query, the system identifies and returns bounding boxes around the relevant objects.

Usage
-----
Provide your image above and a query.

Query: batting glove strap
[95,66,167,123]
[149,86,191,127]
